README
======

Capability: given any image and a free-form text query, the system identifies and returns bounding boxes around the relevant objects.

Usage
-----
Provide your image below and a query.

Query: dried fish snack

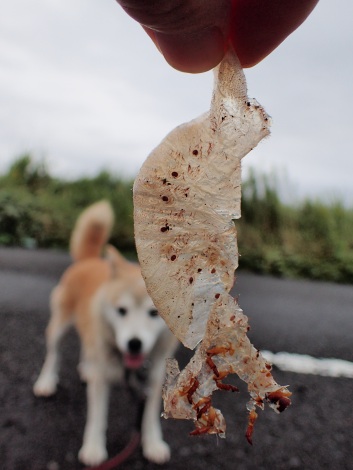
[134,49,291,440]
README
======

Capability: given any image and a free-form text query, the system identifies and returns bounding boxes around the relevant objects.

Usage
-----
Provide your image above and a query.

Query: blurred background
[1,0,353,203]
[1,3,353,469]
[1,154,353,284]
[1,0,352,284]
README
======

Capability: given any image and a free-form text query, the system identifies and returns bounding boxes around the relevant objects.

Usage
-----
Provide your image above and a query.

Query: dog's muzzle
[123,338,145,369]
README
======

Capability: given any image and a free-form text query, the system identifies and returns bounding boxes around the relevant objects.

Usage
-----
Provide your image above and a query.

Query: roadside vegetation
[1,155,353,284]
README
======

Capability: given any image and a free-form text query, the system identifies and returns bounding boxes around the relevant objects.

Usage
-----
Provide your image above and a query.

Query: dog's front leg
[141,334,179,464]
[79,374,110,466]
[33,307,72,397]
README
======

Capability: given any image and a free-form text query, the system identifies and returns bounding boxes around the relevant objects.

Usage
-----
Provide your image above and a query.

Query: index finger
[116,0,319,72]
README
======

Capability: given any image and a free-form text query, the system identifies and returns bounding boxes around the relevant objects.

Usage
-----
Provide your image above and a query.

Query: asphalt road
[1,248,353,470]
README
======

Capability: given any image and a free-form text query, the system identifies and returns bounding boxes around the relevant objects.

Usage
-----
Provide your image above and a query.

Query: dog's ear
[105,244,129,278]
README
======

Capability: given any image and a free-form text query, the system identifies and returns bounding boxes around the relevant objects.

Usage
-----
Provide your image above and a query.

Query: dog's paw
[143,439,171,464]
[78,442,108,467]
[33,374,57,397]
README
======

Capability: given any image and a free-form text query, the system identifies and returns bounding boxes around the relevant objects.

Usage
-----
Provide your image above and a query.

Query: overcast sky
[0,0,352,204]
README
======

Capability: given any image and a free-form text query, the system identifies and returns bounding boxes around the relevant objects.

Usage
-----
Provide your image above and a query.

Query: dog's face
[102,276,167,369]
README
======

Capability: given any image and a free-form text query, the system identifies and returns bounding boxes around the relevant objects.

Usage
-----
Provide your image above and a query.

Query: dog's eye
[149,308,158,318]
[117,307,127,316]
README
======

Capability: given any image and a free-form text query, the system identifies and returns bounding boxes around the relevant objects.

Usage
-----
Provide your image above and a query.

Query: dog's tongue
[123,353,145,369]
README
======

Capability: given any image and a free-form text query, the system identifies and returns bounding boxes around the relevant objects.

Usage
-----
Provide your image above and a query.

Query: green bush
[0,155,135,252]
[1,155,353,284]
[237,170,353,284]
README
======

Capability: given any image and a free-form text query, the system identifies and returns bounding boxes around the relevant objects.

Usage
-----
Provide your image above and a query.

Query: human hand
[116,0,319,73]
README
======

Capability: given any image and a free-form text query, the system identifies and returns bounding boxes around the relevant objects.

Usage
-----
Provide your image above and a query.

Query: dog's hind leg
[78,373,110,466]
[33,286,73,396]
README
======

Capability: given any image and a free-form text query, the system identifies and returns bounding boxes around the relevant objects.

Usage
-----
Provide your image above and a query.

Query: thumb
[116,0,231,73]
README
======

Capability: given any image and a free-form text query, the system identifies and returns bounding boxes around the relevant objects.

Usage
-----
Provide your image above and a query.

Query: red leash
[84,432,141,470]
[85,368,147,469]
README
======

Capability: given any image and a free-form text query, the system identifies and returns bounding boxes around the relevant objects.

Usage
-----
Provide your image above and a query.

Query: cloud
[0,0,213,178]
[0,0,352,203]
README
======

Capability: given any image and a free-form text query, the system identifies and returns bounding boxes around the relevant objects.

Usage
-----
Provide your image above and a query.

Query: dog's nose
[127,338,142,354]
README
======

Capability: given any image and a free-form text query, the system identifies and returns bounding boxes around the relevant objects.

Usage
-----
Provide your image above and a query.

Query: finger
[116,0,231,73]
[116,0,320,72]
[147,26,226,73]
[230,0,320,67]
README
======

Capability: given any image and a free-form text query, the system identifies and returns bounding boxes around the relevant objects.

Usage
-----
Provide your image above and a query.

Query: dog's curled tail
[70,200,115,261]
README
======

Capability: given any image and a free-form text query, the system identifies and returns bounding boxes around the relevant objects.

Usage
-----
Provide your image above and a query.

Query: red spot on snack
[190,426,211,436]
[171,171,178,177]
[245,410,258,445]
[211,268,216,274]
[216,382,239,392]
[189,277,194,284]
[196,400,211,420]
[171,255,177,261]
[186,378,199,404]
[192,149,198,155]
[266,391,291,413]
[206,355,220,377]
[215,293,220,299]
[162,196,169,201]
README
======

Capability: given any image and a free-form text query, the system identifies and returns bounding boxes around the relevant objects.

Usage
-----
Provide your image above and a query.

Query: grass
[1,155,353,284]
[0,155,135,253]
[238,170,353,283]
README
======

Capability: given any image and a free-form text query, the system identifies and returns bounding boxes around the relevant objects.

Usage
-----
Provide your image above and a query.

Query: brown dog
[33,201,178,466]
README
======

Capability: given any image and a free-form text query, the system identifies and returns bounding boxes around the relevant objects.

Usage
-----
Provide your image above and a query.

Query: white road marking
[262,350,353,379]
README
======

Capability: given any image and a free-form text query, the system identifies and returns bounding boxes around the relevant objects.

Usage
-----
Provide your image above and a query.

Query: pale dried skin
[133,50,290,438]
[162,298,291,438]
[134,51,269,349]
